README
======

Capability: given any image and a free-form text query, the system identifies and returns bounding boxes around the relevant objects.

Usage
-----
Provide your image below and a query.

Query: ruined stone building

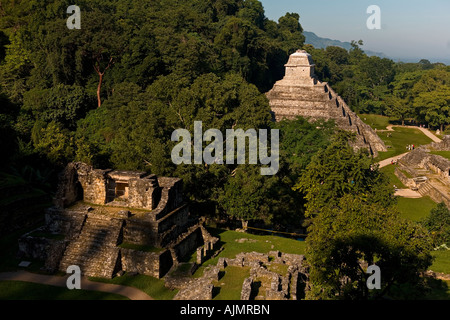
[266,50,387,157]
[19,162,218,279]
[395,137,450,208]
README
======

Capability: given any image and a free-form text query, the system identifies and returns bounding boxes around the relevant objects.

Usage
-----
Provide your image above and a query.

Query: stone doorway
[115,182,129,198]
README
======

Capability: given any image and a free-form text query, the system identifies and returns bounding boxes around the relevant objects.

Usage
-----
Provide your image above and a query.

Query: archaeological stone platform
[395,137,450,208]
[18,162,219,279]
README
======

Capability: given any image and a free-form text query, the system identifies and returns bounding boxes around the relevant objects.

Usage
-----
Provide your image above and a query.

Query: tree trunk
[93,57,114,108]
[97,73,103,108]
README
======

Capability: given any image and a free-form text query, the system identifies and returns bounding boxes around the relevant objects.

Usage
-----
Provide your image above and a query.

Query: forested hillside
[306,42,450,130]
[1,0,449,226]
[0,0,313,227]
[1,0,449,224]
[1,0,445,300]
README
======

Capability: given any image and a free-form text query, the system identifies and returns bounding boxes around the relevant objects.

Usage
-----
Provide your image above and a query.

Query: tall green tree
[294,131,394,218]
[219,164,275,227]
[414,84,450,131]
[422,202,450,248]
[306,195,433,300]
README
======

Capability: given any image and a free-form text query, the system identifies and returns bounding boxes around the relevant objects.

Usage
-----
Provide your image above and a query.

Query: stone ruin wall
[171,251,308,301]
[126,178,161,210]
[120,248,174,278]
[18,162,218,279]
[54,162,164,211]
[430,136,450,151]
[397,148,450,208]
[400,149,450,180]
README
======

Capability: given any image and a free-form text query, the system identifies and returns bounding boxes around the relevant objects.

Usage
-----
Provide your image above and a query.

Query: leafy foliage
[306,195,433,300]
[306,42,450,131]
[422,202,450,248]
[294,131,394,218]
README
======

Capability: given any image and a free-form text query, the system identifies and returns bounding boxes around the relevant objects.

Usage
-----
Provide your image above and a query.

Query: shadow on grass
[423,278,450,300]
[212,286,221,299]
[0,280,129,300]
[250,281,261,300]
[388,277,450,300]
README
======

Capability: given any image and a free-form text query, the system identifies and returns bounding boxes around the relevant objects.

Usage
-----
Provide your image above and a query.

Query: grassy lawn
[202,228,306,267]
[396,196,437,222]
[359,114,391,130]
[376,127,433,161]
[89,273,178,300]
[0,280,129,300]
[430,151,450,160]
[212,266,250,300]
[380,165,406,189]
[430,250,450,274]
[423,279,450,300]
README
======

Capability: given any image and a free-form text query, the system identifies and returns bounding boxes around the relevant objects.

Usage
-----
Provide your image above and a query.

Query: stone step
[58,215,123,278]
[63,243,110,256]
[62,253,119,266]
[418,183,432,196]
[59,247,120,279]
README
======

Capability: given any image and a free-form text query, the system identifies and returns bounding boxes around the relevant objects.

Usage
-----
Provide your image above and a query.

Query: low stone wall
[17,234,67,272]
[123,218,158,246]
[45,208,86,240]
[395,167,415,188]
[430,136,450,151]
[120,248,173,278]
[419,182,450,208]
[171,225,203,261]
[171,251,308,301]
[172,265,219,300]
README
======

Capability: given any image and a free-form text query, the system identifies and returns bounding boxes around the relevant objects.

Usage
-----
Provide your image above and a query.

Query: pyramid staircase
[267,80,386,156]
[59,215,123,278]
[418,181,433,197]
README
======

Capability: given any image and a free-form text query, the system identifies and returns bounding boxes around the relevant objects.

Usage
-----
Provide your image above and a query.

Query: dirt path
[377,125,442,169]
[383,125,442,143]
[378,152,410,168]
[394,189,422,198]
[0,270,153,300]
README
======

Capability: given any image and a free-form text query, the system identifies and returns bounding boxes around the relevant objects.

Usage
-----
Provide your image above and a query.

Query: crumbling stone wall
[398,148,450,208]
[127,177,161,210]
[77,167,110,205]
[196,227,220,264]
[171,251,308,300]
[19,162,211,279]
[120,248,173,278]
[430,136,450,151]
[122,218,158,246]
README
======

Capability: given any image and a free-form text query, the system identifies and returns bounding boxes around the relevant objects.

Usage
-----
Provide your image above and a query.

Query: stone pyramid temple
[266,50,387,157]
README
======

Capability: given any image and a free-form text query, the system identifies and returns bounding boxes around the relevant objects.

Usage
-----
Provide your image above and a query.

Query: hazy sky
[259,0,450,63]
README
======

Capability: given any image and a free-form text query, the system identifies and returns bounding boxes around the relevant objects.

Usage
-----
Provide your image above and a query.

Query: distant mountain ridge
[303,31,388,59]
